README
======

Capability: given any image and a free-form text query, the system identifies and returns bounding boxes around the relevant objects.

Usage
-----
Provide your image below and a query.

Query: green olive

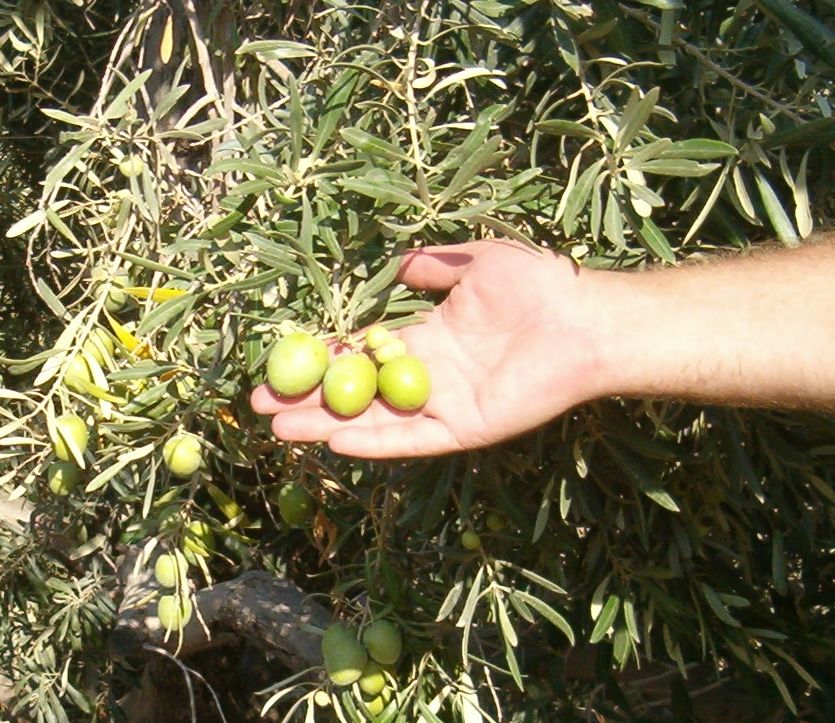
[377,355,430,411]
[358,660,386,697]
[266,332,329,397]
[182,520,215,565]
[92,269,130,312]
[53,414,89,462]
[373,339,407,365]
[82,329,115,366]
[156,593,193,630]
[461,530,481,550]
[322,624,368,687]
[273,483,315,527]
[322,354,377,418]
[154,550,189,589]
[362,620,402,666]
[485,512,507,532]
[118,155,146,178]
[65,355,94,393]
[364,325,391,350]
[162,434,202,478]
[47,461,81,495]
[362,686,392,717]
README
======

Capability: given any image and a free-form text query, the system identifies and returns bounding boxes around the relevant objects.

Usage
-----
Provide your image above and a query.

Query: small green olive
[118,155,146,178]
[364,325,392,350]
[461,530,481,550]
[485,512,507,532]
[373,339,407,365]
[266,332,329,397]
[322,354,377,418]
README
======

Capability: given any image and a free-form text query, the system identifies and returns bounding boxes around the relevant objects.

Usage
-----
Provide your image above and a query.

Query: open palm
[250,240,605,458]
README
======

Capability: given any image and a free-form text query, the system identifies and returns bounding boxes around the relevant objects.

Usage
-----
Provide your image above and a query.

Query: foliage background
[1,0,834,720]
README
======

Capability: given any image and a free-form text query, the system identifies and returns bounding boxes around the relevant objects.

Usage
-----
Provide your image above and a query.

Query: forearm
[587,237,835,411]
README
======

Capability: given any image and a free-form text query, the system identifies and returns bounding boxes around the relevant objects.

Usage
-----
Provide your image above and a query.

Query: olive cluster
[320,619,402,717]
[266,327,430,417]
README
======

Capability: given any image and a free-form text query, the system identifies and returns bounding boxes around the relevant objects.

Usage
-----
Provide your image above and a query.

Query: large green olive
[322,354,377,418]
[266,332,329,397]
[322,624,368,687]
[273,483,315,527]
[162,434,202,478]
[82,329,115,366]
[182,520,215,565]
[362,620,402,666]
[64,355,95,393]
[47,461,81,495]
[154,550,189,589]
[92,269,130,312]
[156,593,193,631]
[53,414,89,462]
[377,355,430,411]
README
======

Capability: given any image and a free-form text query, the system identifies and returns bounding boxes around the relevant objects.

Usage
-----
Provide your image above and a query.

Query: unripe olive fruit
[53,414,89,462]
[118,155,146,178]
[182,520,215,564]
[313,690,331,708]
[461,530,482,550]
[377,355,430,411]
[485,512,507,532]
[65,355,94,393]
[47,461,81,495]
[82,329,115,366]
[322,354,377,418]
[274,483,315,527]
[266,332,329,397]
[156,593,193,630]
[362,620,402,666]
[92,269,130,312]
[322,624,368,687]
[358,660,386,697]
[373,339,406,365]
[364,325,391,350]
[154,550,189,589]
[162,434,202,478]
[363,686,392,717]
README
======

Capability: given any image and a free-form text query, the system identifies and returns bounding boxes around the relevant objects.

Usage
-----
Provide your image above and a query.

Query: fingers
[396,245,477,290]
[329,418,461,459]
[250,384,322,415]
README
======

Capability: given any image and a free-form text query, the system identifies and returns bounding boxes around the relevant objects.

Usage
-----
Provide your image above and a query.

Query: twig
[142,644,229,723]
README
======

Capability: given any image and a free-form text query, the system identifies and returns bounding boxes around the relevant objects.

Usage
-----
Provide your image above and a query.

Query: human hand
[250,239,608,458]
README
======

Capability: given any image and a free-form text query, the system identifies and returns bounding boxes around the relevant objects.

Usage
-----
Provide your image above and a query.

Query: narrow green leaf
[589,594,620,643]
[616,87,660,151]
[659,139,738,160]
[535,119,604,141]
[563,159,605,236]
[754,169,798,247]
[514,591,575,645]
[639,159,720,177]
[700,583,741,627]
[339,128,406,161]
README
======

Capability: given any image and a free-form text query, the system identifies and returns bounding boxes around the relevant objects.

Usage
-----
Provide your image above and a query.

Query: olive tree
[1,1,834,721]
